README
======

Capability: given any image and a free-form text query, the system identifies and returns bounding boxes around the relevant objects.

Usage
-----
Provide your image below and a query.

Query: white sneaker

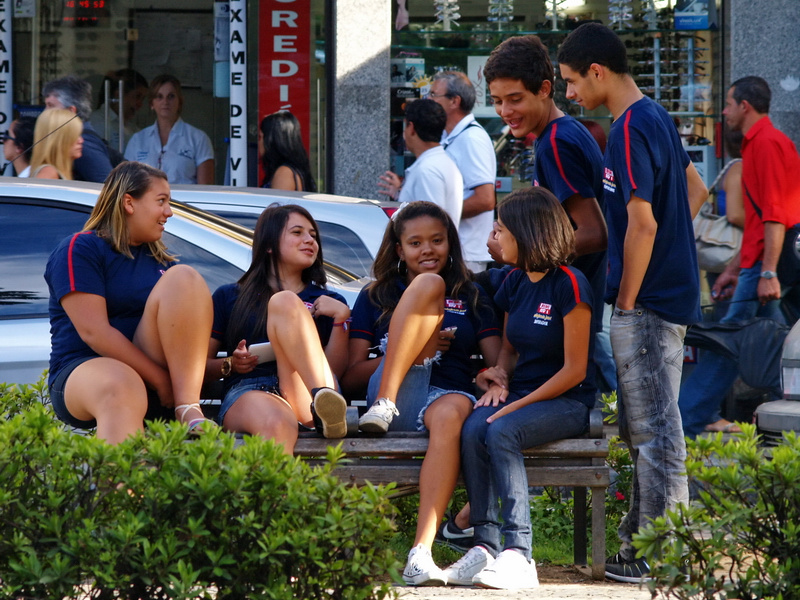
[443,545,493,586]
[403,543,447,586]
[358,397,399,433]
[472,549,539,590]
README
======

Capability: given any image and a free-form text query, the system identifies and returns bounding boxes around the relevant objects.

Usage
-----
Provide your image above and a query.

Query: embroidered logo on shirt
[603,167,616,193]
[533,179,540,187]
[533,303,553,326]
[444,298,466,315]
[136,151,149,162]
[304,301,314,312]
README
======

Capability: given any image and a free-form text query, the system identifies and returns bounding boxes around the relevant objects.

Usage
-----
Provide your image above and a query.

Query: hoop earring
[397,259,407,276]
[447,255,453,269]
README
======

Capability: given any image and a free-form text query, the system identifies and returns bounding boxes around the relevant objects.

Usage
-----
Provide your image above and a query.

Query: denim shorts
[366,350,477,432]
[217,375,284,426]
[49,356,173,429]
[50,357,97,429]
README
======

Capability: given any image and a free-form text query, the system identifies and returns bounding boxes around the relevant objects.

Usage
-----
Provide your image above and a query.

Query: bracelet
[478,368,489,374]
[333,320,350,332]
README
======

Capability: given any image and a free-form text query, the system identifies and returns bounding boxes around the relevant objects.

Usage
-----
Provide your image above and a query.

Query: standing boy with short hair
[557,22,707,582]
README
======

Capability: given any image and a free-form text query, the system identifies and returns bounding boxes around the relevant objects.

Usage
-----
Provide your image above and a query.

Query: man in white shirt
[378,99,464,226]
[429,71,497,272]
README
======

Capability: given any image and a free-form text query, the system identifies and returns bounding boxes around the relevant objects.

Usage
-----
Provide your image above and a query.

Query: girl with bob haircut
[343,201,501,586]
[258,111,316,191]
[44,161,214,444]
[441,186,595,589]
[206,203,350,453]
[31,108,84,180]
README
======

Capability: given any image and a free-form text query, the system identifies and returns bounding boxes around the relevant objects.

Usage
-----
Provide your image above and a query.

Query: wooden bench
[293,408,610,580]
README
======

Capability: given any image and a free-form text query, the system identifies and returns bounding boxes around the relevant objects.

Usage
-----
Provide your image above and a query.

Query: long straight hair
[259,111,316,192]
[30,109,82,180]
[83,161,175,265]
[369,201,477,322]
[224,203,326,349]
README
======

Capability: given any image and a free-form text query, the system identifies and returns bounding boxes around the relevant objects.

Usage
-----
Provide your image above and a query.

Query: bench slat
[294,437,608,458]
[304,463,610,488]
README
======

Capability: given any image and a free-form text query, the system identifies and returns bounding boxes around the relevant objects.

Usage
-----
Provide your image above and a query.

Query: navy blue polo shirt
[603,97,701,325]
[45,231,175,386]
[495,266,596,407]
[350,279,501,394]
[534,115,607,332]
[211,282,347,393]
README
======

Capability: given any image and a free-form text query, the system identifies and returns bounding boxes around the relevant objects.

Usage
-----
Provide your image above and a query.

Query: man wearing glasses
[428,72,497,273]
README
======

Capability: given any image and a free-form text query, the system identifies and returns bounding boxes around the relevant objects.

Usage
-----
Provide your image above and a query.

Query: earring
[447,255,453,268]
[397,259,407,276]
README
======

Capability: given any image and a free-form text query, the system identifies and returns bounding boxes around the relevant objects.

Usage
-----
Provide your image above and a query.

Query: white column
[0,0,13,131]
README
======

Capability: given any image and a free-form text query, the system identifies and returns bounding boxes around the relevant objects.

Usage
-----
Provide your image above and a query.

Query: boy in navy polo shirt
[557,23,708,583]
[484,35,607,335]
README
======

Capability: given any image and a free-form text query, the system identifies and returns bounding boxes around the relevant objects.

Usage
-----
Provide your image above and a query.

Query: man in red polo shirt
[714,76,800,308]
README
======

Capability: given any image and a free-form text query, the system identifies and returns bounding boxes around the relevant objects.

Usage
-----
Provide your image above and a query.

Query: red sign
[258,0,311,150]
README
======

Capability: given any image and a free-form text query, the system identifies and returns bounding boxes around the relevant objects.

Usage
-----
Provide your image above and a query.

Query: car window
[161,232,244,292]
[211,211,373,277]
[0,202,244,319]
[0,203,89,318]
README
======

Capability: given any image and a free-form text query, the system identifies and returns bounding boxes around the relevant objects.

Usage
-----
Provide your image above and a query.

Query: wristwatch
[221,356,233,377]
[760,270,778,279]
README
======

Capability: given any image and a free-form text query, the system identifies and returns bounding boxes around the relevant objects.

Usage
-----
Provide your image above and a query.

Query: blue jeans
[679,262,782,436]
[611,304,689,559]
[461,395,589,560]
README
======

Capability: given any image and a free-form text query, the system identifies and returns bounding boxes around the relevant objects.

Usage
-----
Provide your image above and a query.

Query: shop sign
[0,0,11,129]
[258,0,311,149]
[229,0,247,186]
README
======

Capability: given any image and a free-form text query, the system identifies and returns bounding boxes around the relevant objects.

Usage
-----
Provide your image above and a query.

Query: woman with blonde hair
[44,161,213,444]
[31,108,84,180]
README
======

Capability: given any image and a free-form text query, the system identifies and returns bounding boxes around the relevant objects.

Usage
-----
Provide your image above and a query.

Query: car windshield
[211,211,374,278]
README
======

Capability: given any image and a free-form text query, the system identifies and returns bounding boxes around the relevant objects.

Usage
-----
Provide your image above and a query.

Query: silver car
[169,184,394,278]
[0,178,366,384]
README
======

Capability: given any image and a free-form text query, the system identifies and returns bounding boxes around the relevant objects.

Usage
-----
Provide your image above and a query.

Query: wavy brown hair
[224,203,327,350]
[368,201,476,322]
[497,187,575,272]
[83,161,175,265]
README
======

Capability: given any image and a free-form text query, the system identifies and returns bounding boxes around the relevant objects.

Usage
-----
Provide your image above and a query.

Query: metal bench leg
[591,486,606,580]
[573,486,587,567]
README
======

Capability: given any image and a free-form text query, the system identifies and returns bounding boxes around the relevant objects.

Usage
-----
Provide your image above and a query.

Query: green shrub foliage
[634,424,800,600]
[0,379,399,600]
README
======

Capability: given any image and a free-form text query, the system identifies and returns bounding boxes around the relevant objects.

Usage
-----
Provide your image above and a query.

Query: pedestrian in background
[258,111,316,191]
[3,116,36,177]
[31,109,83,180]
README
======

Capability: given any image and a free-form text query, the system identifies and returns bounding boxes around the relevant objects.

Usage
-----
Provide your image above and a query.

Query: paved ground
[395,565,653,599]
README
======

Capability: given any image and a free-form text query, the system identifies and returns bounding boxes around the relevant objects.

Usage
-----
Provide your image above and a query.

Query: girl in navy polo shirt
[343,201,501,586]
[206,204,350,454]
[44,161,213,444]
[442,187,595,589]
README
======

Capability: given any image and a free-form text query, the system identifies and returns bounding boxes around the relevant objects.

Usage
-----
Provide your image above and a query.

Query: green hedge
[0,380,400,600]
[635,424,800,600]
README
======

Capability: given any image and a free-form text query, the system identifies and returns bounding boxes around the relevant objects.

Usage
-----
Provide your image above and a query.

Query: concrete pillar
[329,0,391,199]
[730,0,800,147]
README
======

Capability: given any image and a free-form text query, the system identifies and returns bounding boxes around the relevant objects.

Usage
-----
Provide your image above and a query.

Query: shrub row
[0,380,400,600]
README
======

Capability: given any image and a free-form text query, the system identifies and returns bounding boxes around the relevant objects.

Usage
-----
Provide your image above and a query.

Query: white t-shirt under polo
[124,118,214,184]
[398,145,464,227]
[442,114,497,262]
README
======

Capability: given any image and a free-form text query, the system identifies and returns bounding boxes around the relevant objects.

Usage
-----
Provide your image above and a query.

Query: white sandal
[174,403,213,434]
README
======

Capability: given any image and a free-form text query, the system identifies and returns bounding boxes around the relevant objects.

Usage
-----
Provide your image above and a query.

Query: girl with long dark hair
[343,201,501,586]
[205,204,349,453]
[258,111,316,191]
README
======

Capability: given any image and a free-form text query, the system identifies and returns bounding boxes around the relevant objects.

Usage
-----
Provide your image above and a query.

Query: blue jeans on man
[461,396,589,560]
[610,304,689,559]
[678,262,782,437]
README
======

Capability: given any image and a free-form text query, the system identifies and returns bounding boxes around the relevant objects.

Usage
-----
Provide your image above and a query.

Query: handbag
[693,201,743,273]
